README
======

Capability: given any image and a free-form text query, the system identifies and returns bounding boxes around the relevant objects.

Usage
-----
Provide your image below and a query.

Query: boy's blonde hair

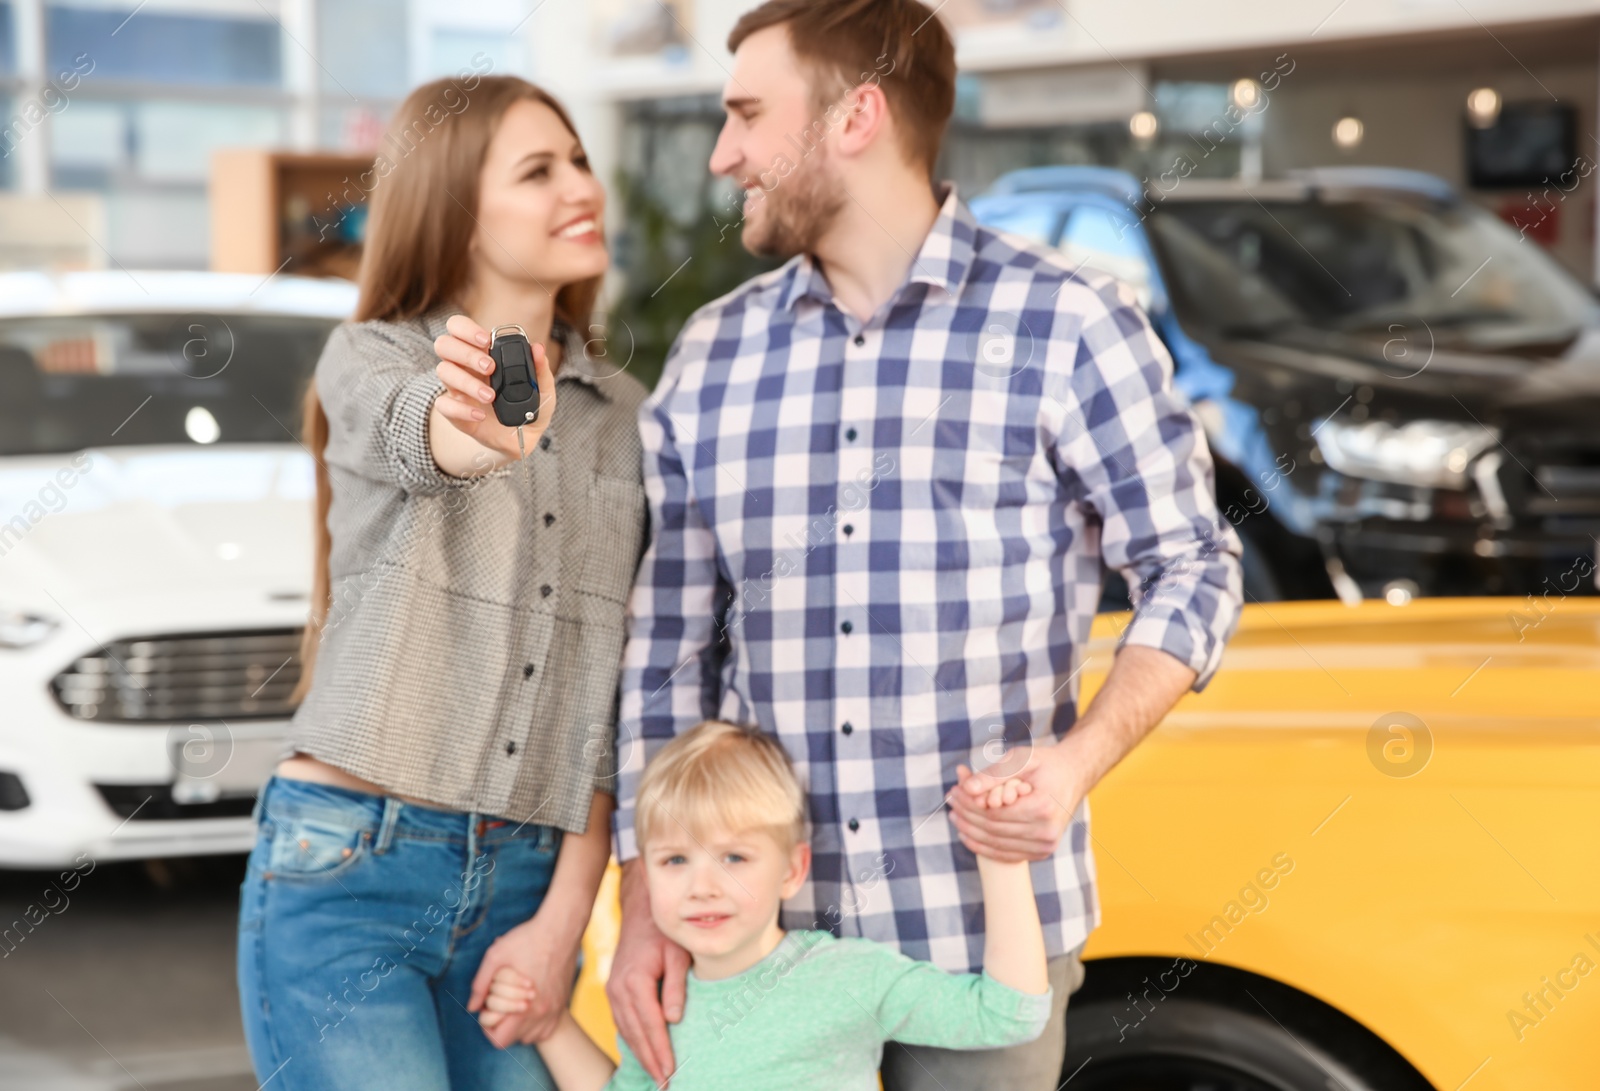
[635,721,807,854]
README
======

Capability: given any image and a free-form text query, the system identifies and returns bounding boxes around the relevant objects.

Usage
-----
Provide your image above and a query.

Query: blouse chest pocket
[576,475,647,603]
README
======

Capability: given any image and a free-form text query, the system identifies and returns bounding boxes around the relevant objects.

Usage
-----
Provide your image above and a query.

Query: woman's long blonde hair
[292,76,601,703]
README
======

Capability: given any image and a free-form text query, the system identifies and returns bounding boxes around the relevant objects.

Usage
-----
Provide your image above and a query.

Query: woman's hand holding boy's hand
[477,966,537,1032]
[467,916,577,1047]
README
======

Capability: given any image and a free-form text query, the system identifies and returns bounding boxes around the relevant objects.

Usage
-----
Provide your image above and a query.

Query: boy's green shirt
[604,930,1053,1090]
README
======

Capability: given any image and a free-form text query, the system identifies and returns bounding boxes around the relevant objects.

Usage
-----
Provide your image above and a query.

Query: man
[608,1,1243,1087]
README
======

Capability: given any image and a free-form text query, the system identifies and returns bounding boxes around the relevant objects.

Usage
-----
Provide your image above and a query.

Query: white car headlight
[1315,418,1499,491]
[0,609,58,649]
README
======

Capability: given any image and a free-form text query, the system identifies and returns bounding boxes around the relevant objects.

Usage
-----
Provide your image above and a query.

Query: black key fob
[489,325,541,428]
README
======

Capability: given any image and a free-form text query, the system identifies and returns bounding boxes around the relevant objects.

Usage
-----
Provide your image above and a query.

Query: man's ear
[781,840,812,898]
[833,82,891,160]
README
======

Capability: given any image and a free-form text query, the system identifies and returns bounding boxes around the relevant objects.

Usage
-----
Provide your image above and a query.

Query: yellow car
[572,597,1600,1090]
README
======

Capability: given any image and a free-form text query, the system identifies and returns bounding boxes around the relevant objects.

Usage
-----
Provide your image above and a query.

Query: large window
[0,2,14,77]
[47,6,281,87]
[52,100,285,187]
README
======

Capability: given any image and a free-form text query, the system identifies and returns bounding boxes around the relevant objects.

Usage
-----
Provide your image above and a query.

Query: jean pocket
[266,814,372,882]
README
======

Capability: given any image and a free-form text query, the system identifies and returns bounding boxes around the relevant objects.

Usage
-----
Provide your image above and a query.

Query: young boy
[478,720,1049,1089]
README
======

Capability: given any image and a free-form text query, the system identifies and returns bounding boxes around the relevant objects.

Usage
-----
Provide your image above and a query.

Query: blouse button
[522,663,534,678]
[840,620,853,635]
[543,512,556,527]
[539,434,551,451]
[847,818,860,832]
[540,584,553,598]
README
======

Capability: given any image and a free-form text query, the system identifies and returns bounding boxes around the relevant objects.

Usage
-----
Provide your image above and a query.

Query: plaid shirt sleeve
[1044,275,1243,689]
[612,335,730,862]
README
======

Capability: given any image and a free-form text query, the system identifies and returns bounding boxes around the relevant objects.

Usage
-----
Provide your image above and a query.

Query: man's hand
[467,915,580,1048]
[605,859,691,1088]
[948,743,1090,863]
[949,645,1198,863]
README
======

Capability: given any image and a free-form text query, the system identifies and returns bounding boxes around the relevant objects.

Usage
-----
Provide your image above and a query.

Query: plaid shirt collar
[776,183,977,313]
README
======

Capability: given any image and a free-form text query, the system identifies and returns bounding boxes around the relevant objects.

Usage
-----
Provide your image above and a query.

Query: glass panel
[52,100,124,168]
[46,7,280,87]
[0,314,339,454]
[0,2,13,77]
[317,0,409,99]
[429,29,517,79]
[1058,205,1153,309]
[1149,197,1600,348]
[133,102,284,182]
[978,202,1060,248]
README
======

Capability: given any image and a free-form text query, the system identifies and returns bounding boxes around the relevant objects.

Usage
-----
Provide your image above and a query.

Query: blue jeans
[237,775,564,1090]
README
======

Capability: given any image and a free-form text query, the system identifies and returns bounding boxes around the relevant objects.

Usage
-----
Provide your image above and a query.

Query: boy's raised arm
[975,854,1050,995]
[956,765,1050,995]
[532,1011,630,1091]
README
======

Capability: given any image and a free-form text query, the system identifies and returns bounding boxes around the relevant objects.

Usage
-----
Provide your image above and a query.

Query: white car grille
[50,629,303,722]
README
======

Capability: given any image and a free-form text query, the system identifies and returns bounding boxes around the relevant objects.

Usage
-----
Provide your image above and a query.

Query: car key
[489,324,541,459]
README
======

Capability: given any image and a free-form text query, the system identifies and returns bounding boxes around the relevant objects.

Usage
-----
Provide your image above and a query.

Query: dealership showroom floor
[0,861,256,1091]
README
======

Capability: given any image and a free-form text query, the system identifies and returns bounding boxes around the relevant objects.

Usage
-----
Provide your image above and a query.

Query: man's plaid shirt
[613,187,1243,973]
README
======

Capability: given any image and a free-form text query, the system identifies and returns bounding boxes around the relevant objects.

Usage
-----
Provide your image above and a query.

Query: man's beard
[741,158,845,259]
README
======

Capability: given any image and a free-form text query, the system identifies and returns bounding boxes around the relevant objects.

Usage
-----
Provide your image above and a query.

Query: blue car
[970,166,1600,604]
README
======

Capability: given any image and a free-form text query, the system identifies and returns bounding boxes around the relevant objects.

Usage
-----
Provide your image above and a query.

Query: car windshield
[1146,195,1600,347]
[0,314,338,455]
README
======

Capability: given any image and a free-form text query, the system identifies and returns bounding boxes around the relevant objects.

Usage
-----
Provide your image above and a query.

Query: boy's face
[644,823,810,962]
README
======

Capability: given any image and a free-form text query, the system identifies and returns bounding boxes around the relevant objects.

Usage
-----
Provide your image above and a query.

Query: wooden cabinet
[209,150,376,280]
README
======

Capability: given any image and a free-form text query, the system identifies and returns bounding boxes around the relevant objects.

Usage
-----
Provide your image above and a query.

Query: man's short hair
[727,0,956,178]
[635,721,808,854]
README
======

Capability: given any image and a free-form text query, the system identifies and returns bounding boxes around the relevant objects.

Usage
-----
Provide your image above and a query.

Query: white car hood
[0,445,313,607]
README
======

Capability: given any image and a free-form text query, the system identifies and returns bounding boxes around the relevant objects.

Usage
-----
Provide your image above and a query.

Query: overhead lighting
[1332,116,1364,149]
[1128,111,1158,141]
[1230,78,1262,110]
[1466,87,1501,129]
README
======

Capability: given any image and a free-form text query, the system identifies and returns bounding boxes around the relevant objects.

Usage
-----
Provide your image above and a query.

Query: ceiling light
[1466,87,1501,129]
[1332,116,1364,149]
[1230,79,1261,110]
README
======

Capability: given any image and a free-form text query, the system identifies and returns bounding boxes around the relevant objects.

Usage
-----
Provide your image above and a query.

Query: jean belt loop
[375,795,402,855]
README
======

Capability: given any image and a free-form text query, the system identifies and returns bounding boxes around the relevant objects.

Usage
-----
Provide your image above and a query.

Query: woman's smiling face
[470,98,609,290]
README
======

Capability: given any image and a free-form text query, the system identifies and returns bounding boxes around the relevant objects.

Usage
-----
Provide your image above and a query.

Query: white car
[0,271,355,868]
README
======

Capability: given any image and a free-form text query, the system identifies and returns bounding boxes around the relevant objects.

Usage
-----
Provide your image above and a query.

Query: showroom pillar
[10,0,47,194]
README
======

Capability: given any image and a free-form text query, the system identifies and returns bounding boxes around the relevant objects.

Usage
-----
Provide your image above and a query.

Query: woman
[237,76,647,1090]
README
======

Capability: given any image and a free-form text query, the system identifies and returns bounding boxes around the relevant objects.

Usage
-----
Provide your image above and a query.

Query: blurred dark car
[970,166,1600,605]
